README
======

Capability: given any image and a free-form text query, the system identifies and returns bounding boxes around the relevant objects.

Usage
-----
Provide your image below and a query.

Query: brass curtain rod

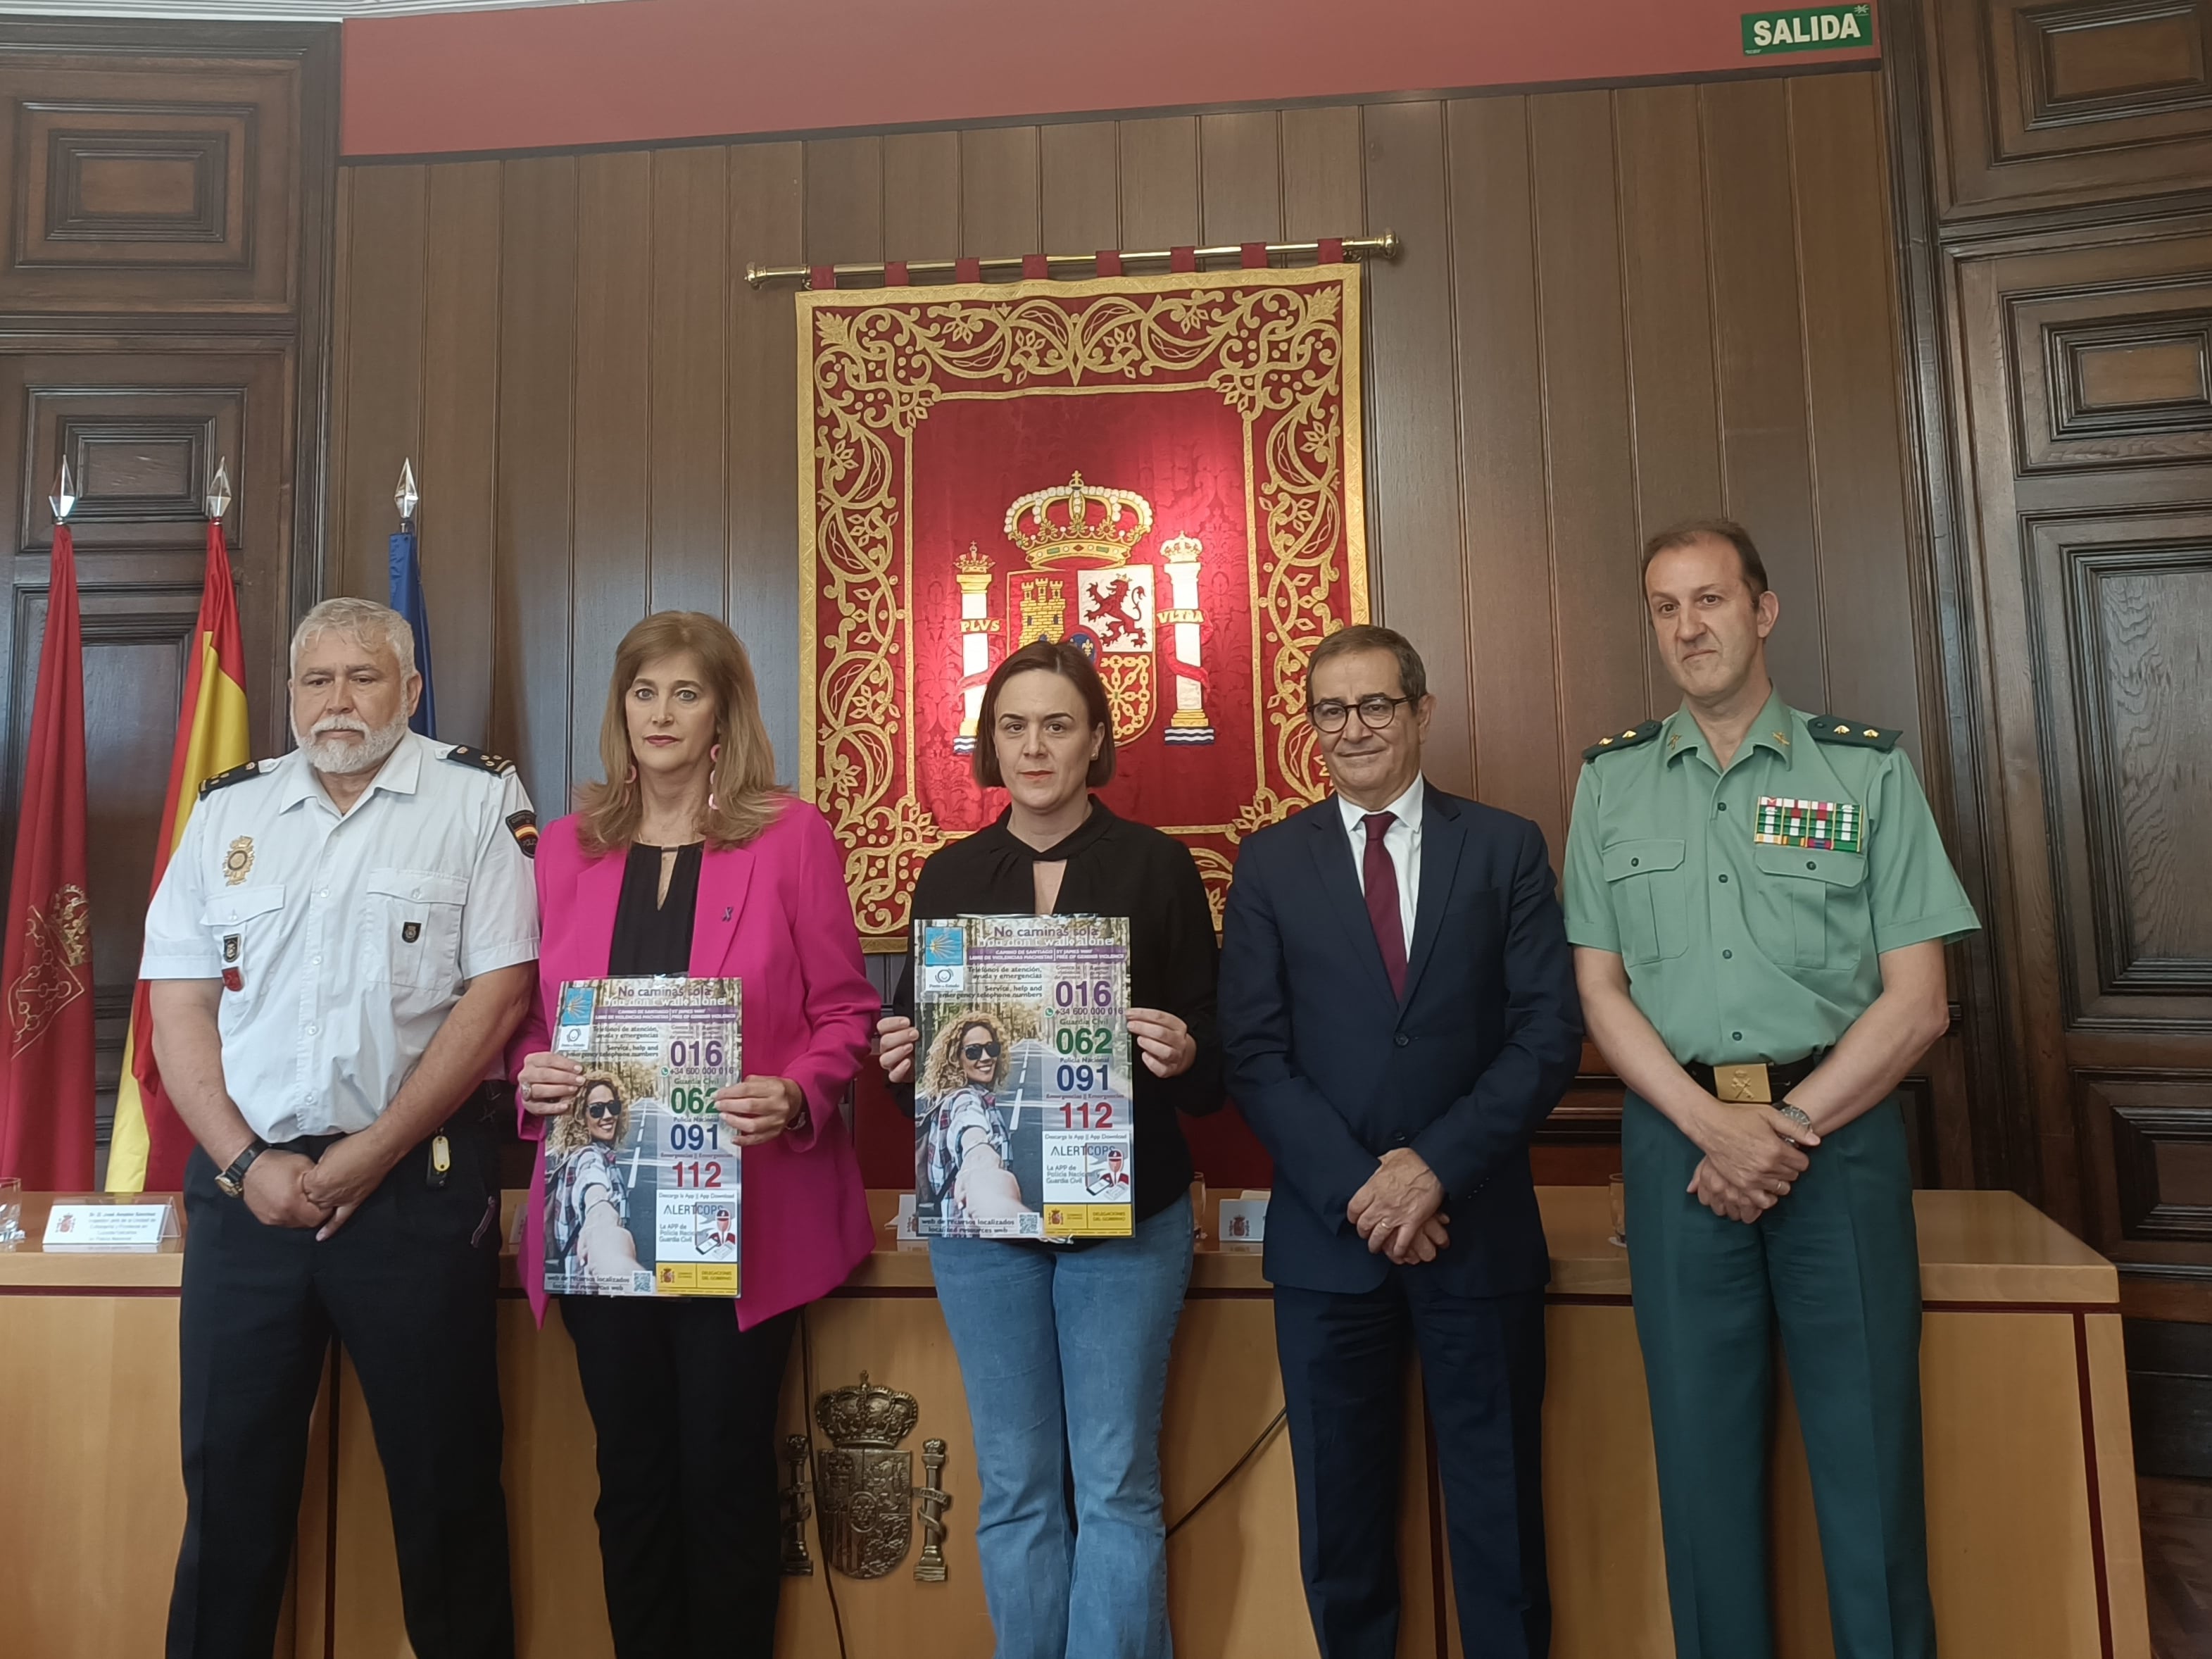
[744,231,1400,288]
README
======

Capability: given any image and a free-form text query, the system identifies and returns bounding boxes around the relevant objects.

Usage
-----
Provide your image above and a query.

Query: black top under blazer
[1218,784,1584,1297]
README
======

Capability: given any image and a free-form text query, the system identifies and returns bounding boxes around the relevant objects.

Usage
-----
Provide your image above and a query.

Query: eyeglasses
[586,1099,621,1120]
[962,1042,1002,1062]
[1308,694,1414,733]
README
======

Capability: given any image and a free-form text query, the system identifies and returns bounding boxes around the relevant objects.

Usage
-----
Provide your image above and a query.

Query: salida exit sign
[1742,4,1873,54]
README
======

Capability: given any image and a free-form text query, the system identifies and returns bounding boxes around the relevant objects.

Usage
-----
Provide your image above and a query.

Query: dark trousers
[168,1116,513,1659]
[1274,1275,1550,1659]
[1624,1091,1935,1659]
[559,1295,798,1659]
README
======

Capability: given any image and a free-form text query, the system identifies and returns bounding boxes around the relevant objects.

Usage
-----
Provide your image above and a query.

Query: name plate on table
[43,1200,179,1251]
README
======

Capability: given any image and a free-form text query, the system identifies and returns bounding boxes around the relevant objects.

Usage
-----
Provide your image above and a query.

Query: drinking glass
[1607,1172,1626,1250]
[0,1175,23,1246]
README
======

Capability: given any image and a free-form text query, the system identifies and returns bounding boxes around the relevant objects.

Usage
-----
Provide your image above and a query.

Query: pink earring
[708,744,722,813]
[625,761,638,786]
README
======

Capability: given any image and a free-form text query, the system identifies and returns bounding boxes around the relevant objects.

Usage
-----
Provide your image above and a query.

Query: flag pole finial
[204,458,231,522]
[49,456,75,524]
[395,459,419,528]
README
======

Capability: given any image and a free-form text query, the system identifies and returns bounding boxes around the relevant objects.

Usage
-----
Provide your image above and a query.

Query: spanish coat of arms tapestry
[798,265,1369,947]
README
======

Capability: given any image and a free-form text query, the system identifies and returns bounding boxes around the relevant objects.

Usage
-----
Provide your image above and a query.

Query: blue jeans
[929,1194,1195,1659]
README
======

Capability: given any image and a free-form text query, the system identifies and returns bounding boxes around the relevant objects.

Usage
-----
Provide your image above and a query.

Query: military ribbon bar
[1754,795,1861,853]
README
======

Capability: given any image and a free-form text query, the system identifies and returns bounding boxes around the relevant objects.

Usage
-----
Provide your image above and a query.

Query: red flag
[0,522,95,1189]
[108,520,250,1193]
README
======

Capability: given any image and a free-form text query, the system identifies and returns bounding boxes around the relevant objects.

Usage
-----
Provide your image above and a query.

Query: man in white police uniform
[142,596,539,1659]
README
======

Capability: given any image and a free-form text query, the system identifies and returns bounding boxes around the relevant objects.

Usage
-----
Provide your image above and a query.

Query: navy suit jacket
[1219,786,1583,1296]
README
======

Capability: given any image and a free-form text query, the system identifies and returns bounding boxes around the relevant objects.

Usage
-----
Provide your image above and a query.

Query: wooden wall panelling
[492,156,577,816]
[329,165,427,610]
[726,142,805,772]
[1118,116,1200,249]
[1528,90,1645,834]
[1704,78,1830,718]
[1360,99,1473,797]
[960,125,1041,256]
[420,161,502,751]
[570,150,652,784]
[1613,84,1724,721]
[648,144,730,619]
[1199,111,1281,245]
[884,130,959,261]
[1040,121,1119,254]
[804,136,882,269]
[1446,96,1559,841]
[1788,72,1928,751]
[1278,105,1363,242]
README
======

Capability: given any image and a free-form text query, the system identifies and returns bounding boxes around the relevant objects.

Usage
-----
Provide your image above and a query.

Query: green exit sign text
[1742,4,1873,54]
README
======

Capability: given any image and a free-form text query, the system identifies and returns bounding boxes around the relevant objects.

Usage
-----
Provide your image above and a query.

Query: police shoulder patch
[1809,717,1902,753]
[1582,720,1664,763]
[442,744,517,776]
[197,759,265,798]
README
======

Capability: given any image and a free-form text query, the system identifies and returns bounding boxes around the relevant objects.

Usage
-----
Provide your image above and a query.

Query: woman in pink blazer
[509,611,875,1659]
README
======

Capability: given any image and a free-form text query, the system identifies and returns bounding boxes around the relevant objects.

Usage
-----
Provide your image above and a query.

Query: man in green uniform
[1563,518,1980,1659]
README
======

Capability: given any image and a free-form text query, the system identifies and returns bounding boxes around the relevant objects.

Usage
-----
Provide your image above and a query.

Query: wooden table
[0,1188,2151,1658]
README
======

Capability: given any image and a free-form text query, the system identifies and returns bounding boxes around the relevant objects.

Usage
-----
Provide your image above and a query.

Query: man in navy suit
[1220,623,1582,1659]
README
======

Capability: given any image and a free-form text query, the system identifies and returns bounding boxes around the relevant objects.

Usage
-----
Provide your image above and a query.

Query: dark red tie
[1362,810,1407,998]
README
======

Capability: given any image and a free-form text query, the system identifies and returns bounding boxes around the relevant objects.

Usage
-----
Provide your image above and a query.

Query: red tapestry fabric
[798,265,1369,947]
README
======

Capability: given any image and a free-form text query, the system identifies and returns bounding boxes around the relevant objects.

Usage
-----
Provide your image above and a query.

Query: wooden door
[1887,0,2212,1467]
[0,20,336,1169]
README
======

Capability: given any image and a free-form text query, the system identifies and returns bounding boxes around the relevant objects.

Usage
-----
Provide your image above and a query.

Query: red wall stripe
[341,0,1876,158]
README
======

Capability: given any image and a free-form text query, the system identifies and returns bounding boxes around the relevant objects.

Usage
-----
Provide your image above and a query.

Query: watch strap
[217,1137,270,1196]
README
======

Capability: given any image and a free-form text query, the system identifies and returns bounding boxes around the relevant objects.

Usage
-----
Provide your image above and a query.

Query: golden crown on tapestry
[1004,472,1153,567]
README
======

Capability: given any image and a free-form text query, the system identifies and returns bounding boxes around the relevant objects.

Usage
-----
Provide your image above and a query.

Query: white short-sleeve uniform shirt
[139,732,541,1143]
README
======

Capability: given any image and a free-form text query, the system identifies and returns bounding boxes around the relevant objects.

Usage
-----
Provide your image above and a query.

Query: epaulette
[1583,720,1664,763]
[442,744,517,776]
[197,759,267,798]
[1809,717,1902,753]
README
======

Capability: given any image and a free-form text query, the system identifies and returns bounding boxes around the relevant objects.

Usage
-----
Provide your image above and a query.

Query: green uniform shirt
[1562,690,1980,1065]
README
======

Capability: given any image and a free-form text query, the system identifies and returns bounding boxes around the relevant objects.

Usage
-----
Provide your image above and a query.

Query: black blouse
[609,842,703,977]
[892,799,1223,1225]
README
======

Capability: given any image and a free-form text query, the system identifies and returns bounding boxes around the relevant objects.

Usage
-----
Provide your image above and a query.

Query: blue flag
[389,528,437,737]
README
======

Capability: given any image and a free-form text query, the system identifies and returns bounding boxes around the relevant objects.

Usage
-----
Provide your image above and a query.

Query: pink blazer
[508,799,878,1329]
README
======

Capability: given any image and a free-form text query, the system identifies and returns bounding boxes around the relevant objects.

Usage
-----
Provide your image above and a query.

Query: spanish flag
[106,518,251,1193]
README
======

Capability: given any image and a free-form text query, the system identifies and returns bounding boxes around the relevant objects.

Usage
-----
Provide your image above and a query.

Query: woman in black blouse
[877,637,1221,1659]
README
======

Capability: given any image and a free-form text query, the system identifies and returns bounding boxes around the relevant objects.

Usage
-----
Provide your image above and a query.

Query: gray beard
[297,715,409,776]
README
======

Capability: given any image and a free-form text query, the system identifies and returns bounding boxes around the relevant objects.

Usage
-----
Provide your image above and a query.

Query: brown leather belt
[1687,1051,1829,1104]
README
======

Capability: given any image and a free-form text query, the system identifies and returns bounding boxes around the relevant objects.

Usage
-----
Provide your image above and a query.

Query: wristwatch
[215,1137,270,1198]
[1775,1102,1816,1139]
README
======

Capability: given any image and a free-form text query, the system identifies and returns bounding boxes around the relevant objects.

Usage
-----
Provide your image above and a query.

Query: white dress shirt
[140,731,541,1143]
[1337,775,1425,955]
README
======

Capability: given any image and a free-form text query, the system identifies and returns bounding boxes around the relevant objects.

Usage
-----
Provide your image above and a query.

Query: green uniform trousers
[1623,1091,1937,1659]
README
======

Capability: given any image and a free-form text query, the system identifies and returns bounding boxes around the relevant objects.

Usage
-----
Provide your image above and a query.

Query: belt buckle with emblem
[1712,1063,1772,1103]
